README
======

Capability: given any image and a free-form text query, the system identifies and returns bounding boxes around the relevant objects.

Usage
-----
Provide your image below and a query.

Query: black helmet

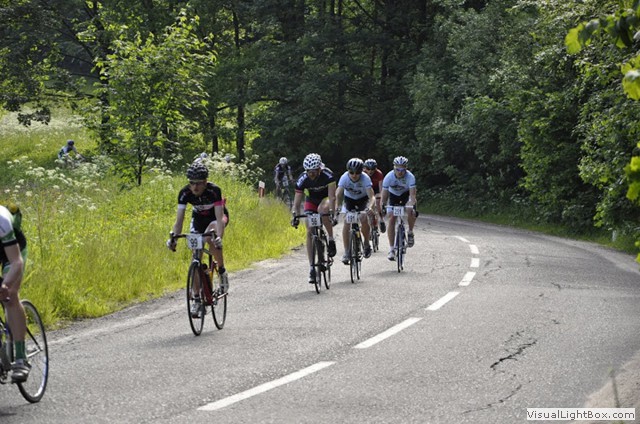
[346,158,364,173]
[67,139,75,146]
[186,162,209,180]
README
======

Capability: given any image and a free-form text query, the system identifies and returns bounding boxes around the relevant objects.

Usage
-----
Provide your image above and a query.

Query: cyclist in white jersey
[336,158,376,264]
[381,156,417,261]
[0,204,30,382]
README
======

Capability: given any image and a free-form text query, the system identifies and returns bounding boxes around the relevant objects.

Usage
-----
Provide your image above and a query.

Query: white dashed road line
[198,361,336,411]
[426,291,460,311]
[459,271,476,287]
[354,317,423,349]
[198,232,481,412]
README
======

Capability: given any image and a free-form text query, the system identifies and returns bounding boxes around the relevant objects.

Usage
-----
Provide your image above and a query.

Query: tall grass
[1,113,303,328]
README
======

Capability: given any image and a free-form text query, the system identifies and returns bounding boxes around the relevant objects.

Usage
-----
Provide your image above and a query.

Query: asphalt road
[1,215,639,423]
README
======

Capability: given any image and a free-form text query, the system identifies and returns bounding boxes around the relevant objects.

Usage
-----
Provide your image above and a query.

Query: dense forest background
[1,0,639,257]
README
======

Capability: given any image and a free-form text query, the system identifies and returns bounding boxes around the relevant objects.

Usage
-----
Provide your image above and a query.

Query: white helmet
[279,157,288,165]
[393,156,409,167]
[303,153,322,170]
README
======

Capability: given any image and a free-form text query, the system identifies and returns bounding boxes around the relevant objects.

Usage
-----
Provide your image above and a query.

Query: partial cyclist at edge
[167,162,230,315]
[290,153,338,283]
[363,158,386,234]
[0,203,30,383]
[336,158,376,264]
[380,156,418,261]
[274,156,294,194]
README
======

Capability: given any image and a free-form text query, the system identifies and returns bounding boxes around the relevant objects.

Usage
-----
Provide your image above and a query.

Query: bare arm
[171,208,187,235]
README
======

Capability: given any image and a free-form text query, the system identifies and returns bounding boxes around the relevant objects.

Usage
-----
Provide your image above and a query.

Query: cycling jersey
[0,206,26,266]
[274,164,292,182]
[58,145,78,158]
[337,172,372,200]
[177,182,229,233]
[382,169,417,196]
[367,169,384,195]
[295,169,336,202]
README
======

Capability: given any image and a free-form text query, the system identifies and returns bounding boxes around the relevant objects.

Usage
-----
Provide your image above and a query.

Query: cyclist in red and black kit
[290,153,337,283]
[363,158,386,233]
[167,162,230,309]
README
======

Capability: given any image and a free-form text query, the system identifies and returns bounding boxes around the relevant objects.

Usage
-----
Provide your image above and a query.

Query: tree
[566,0,640,259]
[93,11,215,185]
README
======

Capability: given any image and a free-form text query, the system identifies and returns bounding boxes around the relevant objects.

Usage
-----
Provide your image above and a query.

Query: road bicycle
[0,298,49,403]
[293,213,333,293]
[277,176,292,209]
[344,211,365,284]
[170,231,227,335]
[391,206,412,273]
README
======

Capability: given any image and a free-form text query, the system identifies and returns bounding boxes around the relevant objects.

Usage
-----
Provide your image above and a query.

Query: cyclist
[363,158,386,233]
[0,203,30,383]
[290,153,337,283]
[274,157,294,196]
[336,158,376,264]
[167,162,229,315]
[380,156,417,261]
[57,139,83,162]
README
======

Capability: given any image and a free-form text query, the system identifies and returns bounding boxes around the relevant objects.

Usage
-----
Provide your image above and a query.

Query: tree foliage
[1,0,640,259]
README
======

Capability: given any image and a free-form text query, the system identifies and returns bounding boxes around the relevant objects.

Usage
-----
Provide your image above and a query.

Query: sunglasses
[349,170,362,175]
[189,180,206,186]
[394,167,407,172]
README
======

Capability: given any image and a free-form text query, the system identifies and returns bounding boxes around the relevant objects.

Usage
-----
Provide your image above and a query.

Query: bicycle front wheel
[187,262,205,335]
[312,238,323,294]
[210,269,227,329]
[349,232,359,283]
[396,224,405,272]
[17,300,49,403]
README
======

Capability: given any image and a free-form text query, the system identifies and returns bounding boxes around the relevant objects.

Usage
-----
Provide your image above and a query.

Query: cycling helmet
[346,158,364,173]
[279,157,288,165]
[303,153,322,170]
[186,161,209,180]
[67,139,75,146]
[364,158,377,170]
[393,156,409,167]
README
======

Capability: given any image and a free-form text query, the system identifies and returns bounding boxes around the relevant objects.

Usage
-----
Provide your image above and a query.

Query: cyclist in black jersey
[167,162,230,304]
[291,153,337,283]
[0,203,30,383]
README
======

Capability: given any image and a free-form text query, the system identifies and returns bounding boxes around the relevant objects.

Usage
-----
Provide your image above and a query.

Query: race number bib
[345,211,360,224]
[393,206,406,217]
[307,214,322,227]
[186,234,203,250]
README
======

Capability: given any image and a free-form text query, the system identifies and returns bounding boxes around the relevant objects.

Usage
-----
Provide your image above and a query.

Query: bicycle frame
[294,213,332,293]
[171,231,227,334]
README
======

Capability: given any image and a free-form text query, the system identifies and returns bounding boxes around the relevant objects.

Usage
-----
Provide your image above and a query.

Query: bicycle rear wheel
[396,224,405,272]
[17,300,49,403]
[187,262,205,335]
[371,227,379,252]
